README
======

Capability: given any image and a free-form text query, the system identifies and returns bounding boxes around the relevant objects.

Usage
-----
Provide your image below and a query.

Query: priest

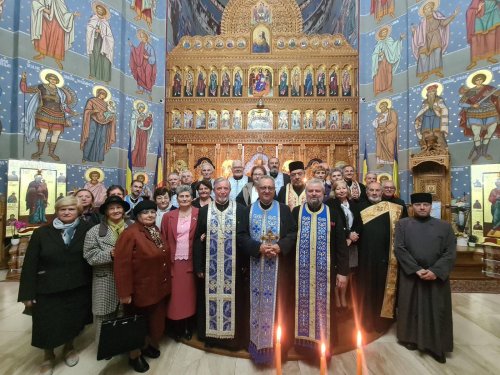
[193,178,248,350]
[237,175,297,364]
[277,161,306,210]
[291,179,349,356]
[357,182,403,332]
[395,193,456,364]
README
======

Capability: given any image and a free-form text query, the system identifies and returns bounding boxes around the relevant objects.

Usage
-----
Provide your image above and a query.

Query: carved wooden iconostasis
[165,0,359,177]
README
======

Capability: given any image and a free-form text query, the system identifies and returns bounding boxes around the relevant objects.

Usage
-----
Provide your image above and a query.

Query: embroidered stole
[205,201,237,339]
[285,184,306,210]
[295,204,331,348]
[248,201,280,364]
[360,201,402,318]
[348,181,360,198]
[274,173,285,193]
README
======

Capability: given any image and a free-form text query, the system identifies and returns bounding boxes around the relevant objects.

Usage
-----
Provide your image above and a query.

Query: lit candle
[276,326,282,375]
[320,342,327,375]
[356,330,362,375]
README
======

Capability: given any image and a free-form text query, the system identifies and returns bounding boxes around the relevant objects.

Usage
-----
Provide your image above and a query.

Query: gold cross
[261,229,279,244]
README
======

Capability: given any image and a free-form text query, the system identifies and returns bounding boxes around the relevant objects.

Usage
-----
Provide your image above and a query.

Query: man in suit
[268,157,290,193]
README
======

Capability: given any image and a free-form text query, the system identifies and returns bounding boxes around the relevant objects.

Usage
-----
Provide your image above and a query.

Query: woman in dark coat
[326,180,362,309]
[191,179,212,208]
[235,165,266,206]
[75,188,101,225]
[83,196,132,341]
[114,200,171,373]
[18,196,92,375]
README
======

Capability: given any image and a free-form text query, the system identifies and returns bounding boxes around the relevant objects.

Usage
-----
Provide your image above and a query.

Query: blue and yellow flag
[126,136,133,194]
[153,141,164,188]
[362,142,369,183]
[392,141,399,196]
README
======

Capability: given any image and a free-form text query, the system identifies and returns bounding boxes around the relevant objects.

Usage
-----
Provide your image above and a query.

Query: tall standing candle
[320,342,327,375]
[276,326,282,375]
[356,330,362,375]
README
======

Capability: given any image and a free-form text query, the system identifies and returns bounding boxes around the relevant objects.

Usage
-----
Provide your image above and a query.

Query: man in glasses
[381,180,408,217]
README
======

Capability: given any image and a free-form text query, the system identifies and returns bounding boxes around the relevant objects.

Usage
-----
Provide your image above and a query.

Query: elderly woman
[236,165,267,206]
[154,187,175,227]
[75,188,101,225]
[161,185,199,341]
[114,200,171,373]
[191,180,212,208]
[18,196,92,375]
[327,180,362,310]
[83,196,132,341]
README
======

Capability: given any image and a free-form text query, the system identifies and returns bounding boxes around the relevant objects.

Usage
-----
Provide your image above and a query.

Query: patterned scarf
[107,219,125,241]
[144,225,163,248]
[53,218,80,246]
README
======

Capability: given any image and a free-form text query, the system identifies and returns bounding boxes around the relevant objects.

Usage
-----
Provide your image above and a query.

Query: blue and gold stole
[205,201,237,339]
[295,203,331,348]
[248,200,280,364]
[285,184,306,210]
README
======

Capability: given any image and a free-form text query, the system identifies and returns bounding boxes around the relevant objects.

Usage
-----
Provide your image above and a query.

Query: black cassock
[193,201,248,350]
[394,216,456,357]
[237,200,297,358]
[357,201,395,332]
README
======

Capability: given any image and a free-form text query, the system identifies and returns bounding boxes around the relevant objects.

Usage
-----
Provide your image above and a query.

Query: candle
[320,342,327,375]
[356,330,362,375]
[276,326,282,375]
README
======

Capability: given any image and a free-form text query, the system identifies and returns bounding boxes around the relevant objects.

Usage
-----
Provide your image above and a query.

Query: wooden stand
[6,237,29,281]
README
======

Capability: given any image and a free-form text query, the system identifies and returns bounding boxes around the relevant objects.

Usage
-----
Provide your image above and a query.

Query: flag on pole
[126,136,133,194]
[154,141,164,188]
[392,141,399,196]
[362,142,369,184]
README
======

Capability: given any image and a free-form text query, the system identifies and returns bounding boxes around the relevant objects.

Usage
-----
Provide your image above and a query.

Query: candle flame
[321,342,326,356]
[277,326,282,343]
[357,330,362,348]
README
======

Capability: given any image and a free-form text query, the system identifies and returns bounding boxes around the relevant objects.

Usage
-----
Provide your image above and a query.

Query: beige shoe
[38,360,54,375]
[64,350,79,367]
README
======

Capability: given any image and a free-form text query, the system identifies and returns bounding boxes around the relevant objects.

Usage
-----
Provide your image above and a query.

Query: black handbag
[97,304,147,360]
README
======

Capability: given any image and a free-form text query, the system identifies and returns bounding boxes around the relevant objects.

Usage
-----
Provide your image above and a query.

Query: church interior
[0,0,499,374]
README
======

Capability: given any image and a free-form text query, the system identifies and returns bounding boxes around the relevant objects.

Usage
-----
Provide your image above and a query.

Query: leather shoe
[129,356,150,373]
[429,351,446,364]
[142,345,160,359]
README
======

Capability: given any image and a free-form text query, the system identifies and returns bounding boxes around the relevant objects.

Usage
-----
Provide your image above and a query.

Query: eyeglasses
[259,186,275,191]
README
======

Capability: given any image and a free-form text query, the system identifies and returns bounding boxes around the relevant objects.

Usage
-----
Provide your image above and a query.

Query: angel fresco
[87,1,114,83]
[20,69,78,161]
[372,25,404,96]
[466,1,500,70]
[31,0,79,69]
[459,70,499,162]
[131,0,156,31]
[130,100,153,168]
[411,1,459,83]
[129,29,157,101]
[81,86,117,164]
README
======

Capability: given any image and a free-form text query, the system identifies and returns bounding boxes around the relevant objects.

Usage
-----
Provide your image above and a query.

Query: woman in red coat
[161,185,199,341]
[114,200,171,373]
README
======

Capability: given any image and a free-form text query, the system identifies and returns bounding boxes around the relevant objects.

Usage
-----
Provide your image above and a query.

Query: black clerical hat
[289,161,305,172]
[410,193,432,204]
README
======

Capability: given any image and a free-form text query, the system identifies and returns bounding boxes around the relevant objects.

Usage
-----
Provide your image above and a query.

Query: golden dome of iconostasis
[165,0,359,177]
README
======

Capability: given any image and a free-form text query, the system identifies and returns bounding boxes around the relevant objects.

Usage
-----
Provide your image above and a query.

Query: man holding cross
[237,175,297,364]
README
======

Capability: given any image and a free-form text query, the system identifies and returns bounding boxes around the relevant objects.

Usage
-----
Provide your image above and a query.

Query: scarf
[340,200,354,229]
[53,218,80,246]
[144,225,164,248]
[107,219,125,241]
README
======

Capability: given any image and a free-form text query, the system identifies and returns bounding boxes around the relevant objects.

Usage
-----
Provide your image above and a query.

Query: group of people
[18,158,456,375]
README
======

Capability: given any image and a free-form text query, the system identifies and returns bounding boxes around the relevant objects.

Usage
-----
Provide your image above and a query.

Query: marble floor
[0,281,499,375]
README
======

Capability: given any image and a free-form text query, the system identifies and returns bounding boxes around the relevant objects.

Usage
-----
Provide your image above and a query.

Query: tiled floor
[0,281,499,374]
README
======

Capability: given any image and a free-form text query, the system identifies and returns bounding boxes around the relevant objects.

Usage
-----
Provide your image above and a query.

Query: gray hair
[176,185,193,196]
[331,167,342,175]
[256,175,275,187]
[213,177,230,189]
[306,178,325,192]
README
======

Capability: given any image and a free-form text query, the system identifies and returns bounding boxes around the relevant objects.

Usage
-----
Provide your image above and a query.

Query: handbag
[97,304,148,360]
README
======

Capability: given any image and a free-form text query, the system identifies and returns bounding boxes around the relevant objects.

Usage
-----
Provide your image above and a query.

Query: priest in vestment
[395,193,456,364]
[193,178,248,350]
[291,179,349,357]
[237,175,297,364]
[277,161,306,211]
[357,182,403,332]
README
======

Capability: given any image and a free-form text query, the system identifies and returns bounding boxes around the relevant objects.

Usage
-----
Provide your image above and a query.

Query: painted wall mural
[359,0,500,204]
[0,0,167,195]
